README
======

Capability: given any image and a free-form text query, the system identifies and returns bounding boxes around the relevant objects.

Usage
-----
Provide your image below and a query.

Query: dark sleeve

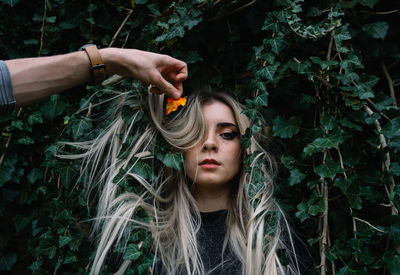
[0,60,16,113]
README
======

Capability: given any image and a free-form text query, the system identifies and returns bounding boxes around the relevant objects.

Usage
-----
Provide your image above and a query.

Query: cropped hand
[101,48,188,99]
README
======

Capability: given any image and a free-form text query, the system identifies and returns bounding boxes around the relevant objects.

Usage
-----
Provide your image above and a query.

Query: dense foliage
[0,0,399,274]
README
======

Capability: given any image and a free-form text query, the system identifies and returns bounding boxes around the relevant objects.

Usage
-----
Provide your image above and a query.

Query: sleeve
[0,60,16,113]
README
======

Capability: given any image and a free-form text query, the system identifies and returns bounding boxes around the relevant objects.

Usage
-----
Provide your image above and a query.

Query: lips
[199,158,220,169]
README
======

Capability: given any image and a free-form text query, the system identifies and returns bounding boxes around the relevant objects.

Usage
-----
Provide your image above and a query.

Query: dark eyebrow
[216,122,239,129]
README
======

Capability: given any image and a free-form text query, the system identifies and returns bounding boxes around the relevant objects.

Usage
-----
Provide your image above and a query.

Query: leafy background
[0,0,399,274]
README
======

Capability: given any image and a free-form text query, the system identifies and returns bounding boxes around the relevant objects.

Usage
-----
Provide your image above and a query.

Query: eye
[220,131,239,140]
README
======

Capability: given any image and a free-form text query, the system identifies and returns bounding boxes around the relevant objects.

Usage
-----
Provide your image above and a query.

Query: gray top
[0,60,15,113]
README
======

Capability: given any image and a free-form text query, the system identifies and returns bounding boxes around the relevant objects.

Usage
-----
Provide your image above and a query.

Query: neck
[194,184,230,212]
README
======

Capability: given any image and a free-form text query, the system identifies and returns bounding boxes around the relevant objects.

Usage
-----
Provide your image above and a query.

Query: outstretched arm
[5,48,188,107]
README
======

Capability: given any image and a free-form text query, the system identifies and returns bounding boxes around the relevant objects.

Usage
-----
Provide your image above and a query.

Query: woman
[60,89,301,275]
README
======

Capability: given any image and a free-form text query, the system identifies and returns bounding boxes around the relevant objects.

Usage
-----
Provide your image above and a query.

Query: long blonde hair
[58,88,300,275]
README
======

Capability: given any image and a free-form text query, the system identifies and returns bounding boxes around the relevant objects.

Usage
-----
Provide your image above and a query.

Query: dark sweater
[153,209,241,275]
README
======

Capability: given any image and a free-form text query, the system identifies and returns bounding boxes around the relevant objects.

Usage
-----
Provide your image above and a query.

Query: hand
[101,48,188,99]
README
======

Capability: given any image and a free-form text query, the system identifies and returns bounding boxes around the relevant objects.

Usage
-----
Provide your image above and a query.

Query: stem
[109,9,134,47]
[319,150,328,275]
[353,217,385,233]
[380,59,397,106]
[39,0,47,56]
[364,105,398,216]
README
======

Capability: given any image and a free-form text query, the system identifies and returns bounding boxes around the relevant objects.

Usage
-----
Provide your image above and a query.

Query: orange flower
[166,97,187,115]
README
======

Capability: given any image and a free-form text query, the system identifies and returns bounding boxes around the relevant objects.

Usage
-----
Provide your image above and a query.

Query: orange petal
[166,97,187,115]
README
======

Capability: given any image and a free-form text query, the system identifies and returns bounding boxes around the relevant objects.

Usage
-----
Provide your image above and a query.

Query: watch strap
[80,44,105,84]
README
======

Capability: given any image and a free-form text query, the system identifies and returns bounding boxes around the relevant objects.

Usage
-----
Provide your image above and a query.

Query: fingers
[150,73,182,99]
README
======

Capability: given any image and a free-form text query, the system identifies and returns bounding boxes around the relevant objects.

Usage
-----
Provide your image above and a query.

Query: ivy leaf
[381,117,400,138]
[157,152,183,171]
[0,0,20,7]
[0,253,17,271]
[63,252,78,264]
[124,244,141,260]
[314,158,342,180]
[272,116,302,138]
[288,168,306,186]
[310,56,339,70]
[267,32,286,55]
[389,162,400,177]
[155,26,185,42]
[59,236,72,248]
[40,95,69,120]
[258,63,280,81]
[362,21,389,40]
[340,117,362,131]
[27,260,42,271]
[27,168,42,184]
[253,91,269,107]
[321,112,337,131]
[295,202,309,223]
[71,117,92,139]
[281,154,296,169]
[308,197,325,216]
[0,164,15,187]
[340,53,363,71]
[383,251,400,275]
[13,215,30,232]
[27,111,43,125]
[359,0,378,8]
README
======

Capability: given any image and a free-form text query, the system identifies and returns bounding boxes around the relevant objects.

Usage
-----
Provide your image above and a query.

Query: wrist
[100,48,141,78]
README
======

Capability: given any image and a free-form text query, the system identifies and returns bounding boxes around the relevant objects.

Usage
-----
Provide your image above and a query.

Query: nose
[201,133,218,152]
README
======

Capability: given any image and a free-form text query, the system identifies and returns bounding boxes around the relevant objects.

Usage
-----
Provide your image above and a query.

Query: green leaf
[157,152,183,171]
[63,252,77,264]
[340,117,362,131]
[310,56,339,70]
[155,26,185,42]
[44,246,57,259]
[0,164,14,187]
[308,197,325,216]
[13,215,30,232]
[17,136,34,145]
[124,244,141,260]
[27,260,42,271]
[359,0,378,8]
[321,113,337,131]
[381,117,400,138]
[59,236,72,248]
[0,0,20,6]
[267,32,286,55]
[253,91,269,107]
[288,168,306,186]
[46,16,56,23]
[314,158,342,180]
[281,154,296,169]
[71,117,92,139]
[27,168,41,184]
[0,253,17,271]
[362,21,389,40]
[27,111,43,125]
[272,116,302,138]
[383,252,400,275]
[40,94,69,120]
[295,202,309,222]
[336,266,361,275]
[258,63,280,81]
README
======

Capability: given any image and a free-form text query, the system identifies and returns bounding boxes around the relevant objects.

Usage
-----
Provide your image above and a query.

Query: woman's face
[184,100,241,189]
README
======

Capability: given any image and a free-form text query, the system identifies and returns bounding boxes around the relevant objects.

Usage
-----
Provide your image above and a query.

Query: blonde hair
[58,89,300,275]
